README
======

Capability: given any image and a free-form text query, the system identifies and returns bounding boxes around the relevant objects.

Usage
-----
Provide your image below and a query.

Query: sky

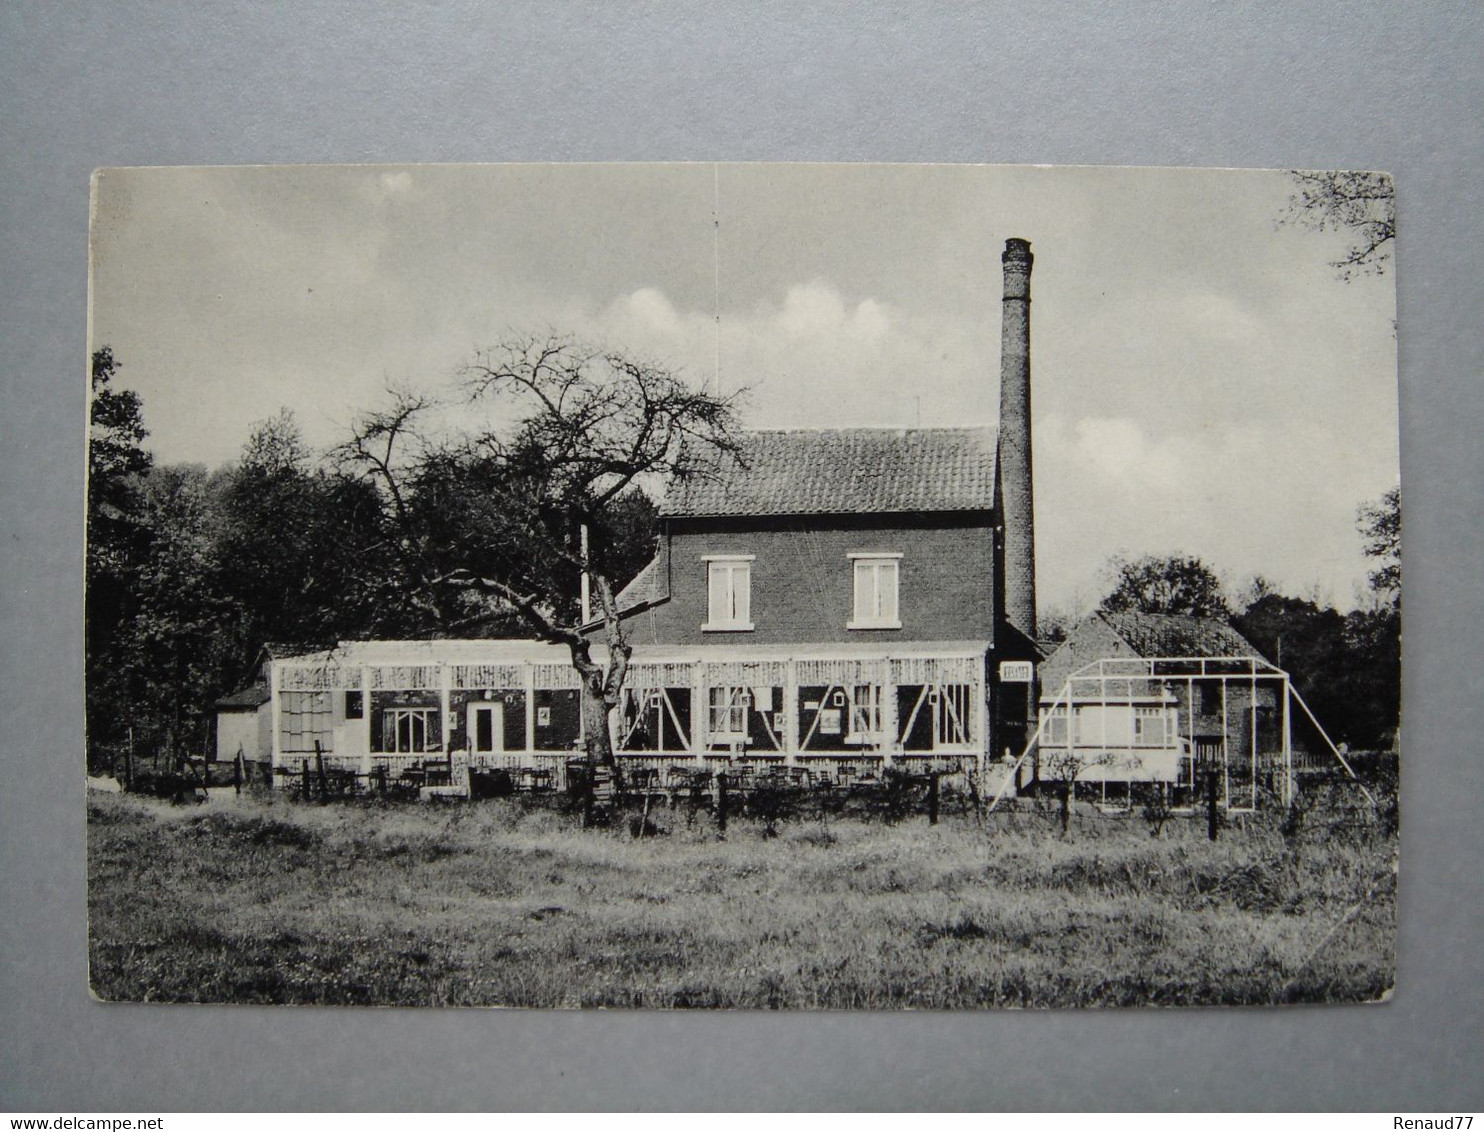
[88,163,1398,614]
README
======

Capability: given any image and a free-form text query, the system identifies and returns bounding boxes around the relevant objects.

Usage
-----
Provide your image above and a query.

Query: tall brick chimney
[998,237,1036,640]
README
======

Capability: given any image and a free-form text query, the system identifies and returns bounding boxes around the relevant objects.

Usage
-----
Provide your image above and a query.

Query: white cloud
[1036,412,1390,613]
[587,280,995,429]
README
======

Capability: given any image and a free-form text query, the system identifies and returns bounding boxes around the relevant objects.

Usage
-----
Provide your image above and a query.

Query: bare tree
[449,336,741,810]
[1040,749,1115,837]
[330,388,462,631]
[331,342,740,815]
[1282,170,1396,281]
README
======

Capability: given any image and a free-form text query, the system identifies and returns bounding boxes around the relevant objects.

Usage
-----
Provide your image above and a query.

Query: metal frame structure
[986,654,1371,813]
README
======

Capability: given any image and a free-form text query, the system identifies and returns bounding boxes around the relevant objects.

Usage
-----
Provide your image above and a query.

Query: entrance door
[469,702,505,755]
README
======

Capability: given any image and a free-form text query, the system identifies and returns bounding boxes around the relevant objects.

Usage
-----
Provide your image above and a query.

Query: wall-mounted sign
[819,709,843,735]
[999,661,1034,683]
[537,706,551,727]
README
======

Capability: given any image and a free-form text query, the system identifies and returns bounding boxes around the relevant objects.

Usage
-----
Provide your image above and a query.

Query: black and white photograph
[84,162,1399,1010]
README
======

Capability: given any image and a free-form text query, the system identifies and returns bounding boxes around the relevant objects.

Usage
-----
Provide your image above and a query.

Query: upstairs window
[703,555,754,631]
[848,553,901,629]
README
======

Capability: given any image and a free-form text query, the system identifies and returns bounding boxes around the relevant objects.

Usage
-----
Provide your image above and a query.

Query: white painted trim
[467,700,505,755]
[701,621,756,632]
[846,619,902,631]
[700,553,756,562]
[846,551,904,560]
[524,665,536,754]
[269,661,281,780]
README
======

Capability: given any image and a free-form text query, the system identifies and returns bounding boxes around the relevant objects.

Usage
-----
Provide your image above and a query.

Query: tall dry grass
[86,787,1395,1008]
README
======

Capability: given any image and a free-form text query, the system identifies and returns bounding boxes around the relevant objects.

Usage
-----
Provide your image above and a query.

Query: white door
[469,702,504,755]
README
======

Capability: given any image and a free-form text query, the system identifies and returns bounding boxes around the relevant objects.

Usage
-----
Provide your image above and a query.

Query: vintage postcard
[86,163,1398,1007]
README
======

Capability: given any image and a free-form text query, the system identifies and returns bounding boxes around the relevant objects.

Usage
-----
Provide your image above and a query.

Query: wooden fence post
[301,758,311,801]
[716,771,729,836]
[1206,766,1220,842]
[314,741,329,800]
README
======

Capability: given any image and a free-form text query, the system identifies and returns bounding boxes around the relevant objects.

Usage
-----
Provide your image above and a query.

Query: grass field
[87,786,1395,1008]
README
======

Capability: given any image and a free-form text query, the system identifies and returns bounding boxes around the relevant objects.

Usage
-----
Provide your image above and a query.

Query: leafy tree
[1233,489,1402,750]
[88,347,152,506]
[121,465,243,763]
[1282,170,1396,281]
[1098,553,1230,619]
[1035,605,1077,646]
[1234,592,1351,734]
[239,407,310,477]
[1348,485,1401,747]
[1357,485,1400,608]
[217,410,392,664]
[86,348,154,765]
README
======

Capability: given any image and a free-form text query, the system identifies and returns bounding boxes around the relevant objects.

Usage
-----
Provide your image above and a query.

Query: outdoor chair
[518,767,553,793]
[627,766,659,791]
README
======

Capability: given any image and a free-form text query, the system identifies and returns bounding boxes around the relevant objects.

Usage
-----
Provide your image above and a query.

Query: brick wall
[637,512,996,646]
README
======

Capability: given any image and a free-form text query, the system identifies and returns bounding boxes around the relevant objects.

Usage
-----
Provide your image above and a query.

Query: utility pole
[580,523,591,624]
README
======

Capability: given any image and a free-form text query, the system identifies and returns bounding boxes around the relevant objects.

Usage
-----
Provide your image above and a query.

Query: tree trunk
[580,675,617,823]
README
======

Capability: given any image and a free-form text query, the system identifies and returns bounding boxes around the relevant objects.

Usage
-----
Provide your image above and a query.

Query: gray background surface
[2,1,1480,1112]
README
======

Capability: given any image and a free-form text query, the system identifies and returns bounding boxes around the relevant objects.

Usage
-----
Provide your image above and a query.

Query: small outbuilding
[214,683,272,767]
[1031,611,1287,809]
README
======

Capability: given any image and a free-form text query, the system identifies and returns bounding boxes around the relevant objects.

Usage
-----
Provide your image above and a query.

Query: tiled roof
[661,427,996,518]
[216,684,271,709]
[1099,612,1262,659]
